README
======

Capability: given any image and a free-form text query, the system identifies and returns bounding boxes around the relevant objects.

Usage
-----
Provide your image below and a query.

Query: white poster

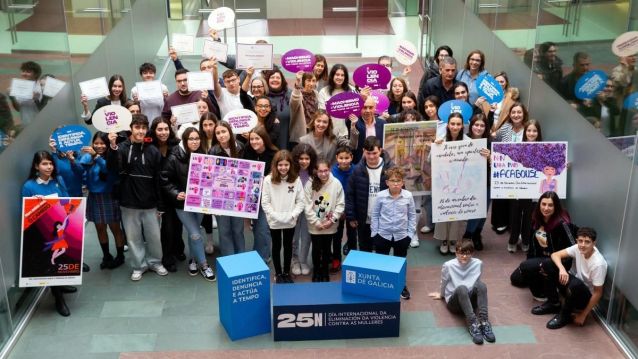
[236,43,273,70]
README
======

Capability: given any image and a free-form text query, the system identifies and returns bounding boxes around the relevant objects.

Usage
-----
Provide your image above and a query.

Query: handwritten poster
[491,142,568,199]
[383,121,437,194]
[20,198,86,287]
[184,153,265,219]
[431,139,487,222]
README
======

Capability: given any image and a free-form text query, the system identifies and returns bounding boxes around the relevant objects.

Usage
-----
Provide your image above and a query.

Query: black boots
[51,287,70,317]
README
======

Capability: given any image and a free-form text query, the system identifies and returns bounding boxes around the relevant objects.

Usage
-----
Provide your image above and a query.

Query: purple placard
[281,49,316,73]
[325,92,364,119]
[369,90,390,114]
[353,64,392,90]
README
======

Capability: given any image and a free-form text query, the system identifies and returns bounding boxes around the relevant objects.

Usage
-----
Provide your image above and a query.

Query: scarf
[302,90,318,125]
[269,88,289,113]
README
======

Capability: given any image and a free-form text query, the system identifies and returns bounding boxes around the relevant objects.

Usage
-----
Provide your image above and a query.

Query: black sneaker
[468,319,484,345]
[109,255,125,269]
[531,301,561,315]
[480,320,496,343]
[400,286,411,300]
[100,254,114,270]
[188,259,198,276]
[200,266,216,282]
[275,274,285,284]
[342,244,350,256]
[282,273,294,283]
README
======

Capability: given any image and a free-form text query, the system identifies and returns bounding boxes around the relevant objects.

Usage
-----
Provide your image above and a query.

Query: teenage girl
[81,74,127,125]
[304,159,345,282]
[418,95,442,236]
[290,143,318,276]
[209,121,246,256]
[198,112,218,253]
[261,150,305,283]
[21,151,73,317]
[79,132,125,269]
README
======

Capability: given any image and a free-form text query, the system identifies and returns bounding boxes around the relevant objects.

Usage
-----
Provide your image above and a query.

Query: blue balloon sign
[52,125,92,152]
[575,70,608,100]
[476,73,504,104]
[623,92,638,110]
[438,100,473,124]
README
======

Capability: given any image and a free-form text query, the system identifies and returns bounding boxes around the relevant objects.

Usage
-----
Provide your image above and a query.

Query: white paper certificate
[79,77,110,100]
[135,80,163,100]
[9,78,36,99]
[42,77,67,97]
[171,103,200,125]
[187,71,214,92]
[202,40,228,62]
[172,33,195,53]
[236,43,274,70]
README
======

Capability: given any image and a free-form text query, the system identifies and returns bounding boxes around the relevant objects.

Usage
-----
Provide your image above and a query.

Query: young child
[428,240,496,345]
[261,150,305,283]
[532,227,607,330]
[291,144,317,275]
[370,167,415,300]
[305,159,345,282]
[331,146,356,265]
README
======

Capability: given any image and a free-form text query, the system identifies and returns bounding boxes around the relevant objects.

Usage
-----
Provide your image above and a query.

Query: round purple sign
[369,90,390,114]
[281,49,316,73]
[353,64,392,90]
[325,92,364,119]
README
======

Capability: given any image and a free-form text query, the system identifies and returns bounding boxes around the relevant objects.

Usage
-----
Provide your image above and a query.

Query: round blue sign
[575,70,608,100]
[438,100,473,125]
[623,92,638,110]
[476,73,504,104]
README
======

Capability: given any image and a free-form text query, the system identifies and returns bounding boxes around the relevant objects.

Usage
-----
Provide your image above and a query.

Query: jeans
[311,234,332,277]
[466,187,491,234]
[334,217,357,259]
[160,207,184,266]
[120,207,163,271]
[422,194,433,227]
[175,209,206,266]
[292,215,311,265]
[271,228,294,274]
[252,208,272,260]
[446,280,489,323]
[217,215,245,256]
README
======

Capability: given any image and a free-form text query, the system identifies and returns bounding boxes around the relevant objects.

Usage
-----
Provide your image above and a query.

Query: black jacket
[107,139,163,209]
[528,220,577,260]
[160,145,192,209]
[345,151,394,223]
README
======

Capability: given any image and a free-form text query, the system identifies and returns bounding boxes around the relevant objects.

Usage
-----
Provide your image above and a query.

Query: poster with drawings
[184,153,265,219]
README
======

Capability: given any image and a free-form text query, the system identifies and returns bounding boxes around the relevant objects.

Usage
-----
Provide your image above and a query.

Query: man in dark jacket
[108,114,168,281]
[345,136,394,252]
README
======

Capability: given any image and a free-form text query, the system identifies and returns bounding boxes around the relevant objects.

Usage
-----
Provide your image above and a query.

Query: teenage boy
[108,114,168,281]
[331,146,356,264]
[532,227,608,329]
[428,240,496,345]
[370,167,415,300]
[345,136,393,253]
[9,61,42,126]
[130,62,169,124]
[212,64,254,118]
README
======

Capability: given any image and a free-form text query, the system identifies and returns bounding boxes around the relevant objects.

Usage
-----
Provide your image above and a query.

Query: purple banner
[353,64,392,90]
[325,92,363,119]
[281,49,316,73]
[369,90,390,114]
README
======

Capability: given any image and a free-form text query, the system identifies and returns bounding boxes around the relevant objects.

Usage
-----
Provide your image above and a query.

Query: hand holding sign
[281,49,316,73]
[52,125,92,152]
[394,40,418,66]
[208,7,235,30]
[476,74,504,104]
[575,70,608,100]
[353,64,392,90]
[91,105,132,133]
[223,109,258,134]
[325,92,364,119]
[369,90,390,114]
[438,100,473,124]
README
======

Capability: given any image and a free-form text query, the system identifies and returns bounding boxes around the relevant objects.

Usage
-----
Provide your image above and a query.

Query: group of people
[18,35,609,346]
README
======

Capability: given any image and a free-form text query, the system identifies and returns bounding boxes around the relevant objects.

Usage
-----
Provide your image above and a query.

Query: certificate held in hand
[135,80,163,100]
[236,43,274,70]
[171,103,200,125]
[187,72,214,92]
[79,77,110,101]
[172,33,195,53]
[10,78,36,100]
[203,40,228,62]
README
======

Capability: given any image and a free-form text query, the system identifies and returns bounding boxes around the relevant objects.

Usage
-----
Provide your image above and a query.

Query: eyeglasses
[252,85,264,89]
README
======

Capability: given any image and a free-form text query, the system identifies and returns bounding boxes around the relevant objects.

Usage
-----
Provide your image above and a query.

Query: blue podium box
[341,250,406,301]
[217,251,271,341]
[272,282,400,341]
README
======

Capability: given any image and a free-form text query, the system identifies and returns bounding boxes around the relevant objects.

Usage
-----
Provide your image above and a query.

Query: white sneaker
[200,265,216,282]
[410,238,420,248]
[212,215,218,229]
[439,240,449,254]
[151,265,168,276]
[124,244,129,252]
[130,268,146,281]
[291,258,302,275]
[449,240,456,254]
[533,296,547,302]
[507,243,517,253]
[188,259,198,276]
[300,263,311,275]
[420,225,432,234]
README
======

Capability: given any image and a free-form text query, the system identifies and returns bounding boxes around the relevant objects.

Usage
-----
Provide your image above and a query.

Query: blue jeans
[252,208,271,260]
[175,209,206,266]
[293,215,311,265]
[217,215,245,256]
[466,187,491,234]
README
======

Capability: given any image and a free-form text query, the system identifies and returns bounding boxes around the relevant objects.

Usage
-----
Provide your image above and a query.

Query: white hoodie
[261,175,305,229]
[304,174,345,235]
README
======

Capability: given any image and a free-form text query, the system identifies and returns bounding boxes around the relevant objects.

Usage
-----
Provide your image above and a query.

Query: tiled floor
[6,218,624,359]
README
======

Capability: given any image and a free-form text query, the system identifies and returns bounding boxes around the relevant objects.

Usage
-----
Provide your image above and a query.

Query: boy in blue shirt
[370,167,416,300]
[331,146,356,270]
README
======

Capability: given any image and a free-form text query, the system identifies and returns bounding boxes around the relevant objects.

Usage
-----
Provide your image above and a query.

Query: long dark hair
[213,121,240,158]
[523,119,543,142]
[92,131,110,181]
[108,74,127,103]
[291,143,318,175]
[314,54,329,82]
[270,150,297,184]
[254,96,279,133]
[28,151,57,180]
[199,112,218,153]
[149,117,178,147]
[445,113,465,141]
[181,127,203,157]
[311,158,332,192]
[327,64,350,95]
[532,191,571,231]
[266,69,288,93]
[249,126,278,152]
[467,113,489,139]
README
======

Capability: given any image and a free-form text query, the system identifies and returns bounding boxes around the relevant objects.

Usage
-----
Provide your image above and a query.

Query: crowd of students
[17,36,609,345]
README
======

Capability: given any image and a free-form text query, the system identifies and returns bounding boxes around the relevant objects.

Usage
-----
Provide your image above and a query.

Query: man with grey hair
[560,52,591,103]
[418,56,458,111]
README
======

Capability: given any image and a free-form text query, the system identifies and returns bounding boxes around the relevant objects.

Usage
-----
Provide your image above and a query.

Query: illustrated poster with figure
[383,120,438,195]
[431,139,487,222]
[184,153,265,219]
[20,197,86,287]
[491,142,568,199]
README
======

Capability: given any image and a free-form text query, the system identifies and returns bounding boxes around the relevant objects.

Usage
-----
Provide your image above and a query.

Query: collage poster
[184,153,266,219]
[383,120,438,195]
[20,197,86,287]
[431,139,487,223]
